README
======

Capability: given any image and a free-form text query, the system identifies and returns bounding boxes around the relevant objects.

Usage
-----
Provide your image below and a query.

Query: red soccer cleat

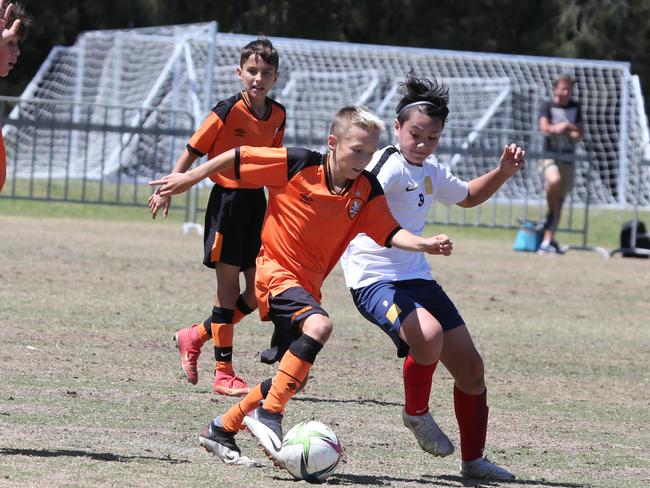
[174,324,203,385]
[212,370,250,397]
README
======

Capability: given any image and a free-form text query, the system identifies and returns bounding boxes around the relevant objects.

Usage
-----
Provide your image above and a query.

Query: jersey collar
[240,90,272,120]
[324,153,353,196]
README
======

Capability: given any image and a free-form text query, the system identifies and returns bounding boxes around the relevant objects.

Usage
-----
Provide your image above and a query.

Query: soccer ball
[281,420,343,482]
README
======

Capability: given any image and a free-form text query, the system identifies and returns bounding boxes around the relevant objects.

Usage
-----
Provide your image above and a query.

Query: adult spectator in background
[537,74,583,254]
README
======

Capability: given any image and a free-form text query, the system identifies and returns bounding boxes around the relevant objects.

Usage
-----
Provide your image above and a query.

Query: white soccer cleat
[401,409,455,457]
[460,456,515,480]
[243,407,285,468]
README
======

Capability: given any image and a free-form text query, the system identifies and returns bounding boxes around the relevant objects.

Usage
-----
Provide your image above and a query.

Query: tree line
[1,0,649,108]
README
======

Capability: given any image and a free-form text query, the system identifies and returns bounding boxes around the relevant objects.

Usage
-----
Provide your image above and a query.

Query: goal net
[3,22,648,208]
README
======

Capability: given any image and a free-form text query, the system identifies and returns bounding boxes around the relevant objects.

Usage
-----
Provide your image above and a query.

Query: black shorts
[260,287,328,364]
[203,185,266,269]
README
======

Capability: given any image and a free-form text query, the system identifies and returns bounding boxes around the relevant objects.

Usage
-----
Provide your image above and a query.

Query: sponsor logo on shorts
[386,303,401,324]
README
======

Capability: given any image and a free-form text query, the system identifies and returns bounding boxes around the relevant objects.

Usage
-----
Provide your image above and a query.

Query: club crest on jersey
[348,198,364,219]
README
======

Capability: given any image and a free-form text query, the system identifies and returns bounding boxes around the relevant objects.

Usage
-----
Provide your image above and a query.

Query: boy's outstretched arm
[148,149,198,219]
[390,230,453,256]
[458,143,525,208]
[149,148,237,197]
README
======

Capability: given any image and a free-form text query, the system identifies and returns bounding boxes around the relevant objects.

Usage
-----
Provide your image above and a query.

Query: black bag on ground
[620,220,650,258]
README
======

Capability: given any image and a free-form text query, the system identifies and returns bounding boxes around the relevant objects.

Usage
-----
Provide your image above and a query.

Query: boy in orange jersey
[148,38,285,396]
[0,1,29,193]
[150,106,454,465]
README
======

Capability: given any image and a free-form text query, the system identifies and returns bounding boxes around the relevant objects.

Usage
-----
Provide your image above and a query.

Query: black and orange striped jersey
[233,145,402,320]
[187,91,286,189]
[0,132,6,193]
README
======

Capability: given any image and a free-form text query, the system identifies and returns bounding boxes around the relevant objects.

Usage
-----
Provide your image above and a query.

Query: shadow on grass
[278,472,591,487]
[292,395,402,408]
[436,474,588,488]
[323,473,457,486]
[0,447,190,464]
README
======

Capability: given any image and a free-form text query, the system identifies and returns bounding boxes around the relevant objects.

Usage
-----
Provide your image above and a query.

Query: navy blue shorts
[350,279,464,358]
[260,287,328,364]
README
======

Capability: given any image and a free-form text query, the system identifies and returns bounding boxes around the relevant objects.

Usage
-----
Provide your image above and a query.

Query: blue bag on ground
[513,220,542,252]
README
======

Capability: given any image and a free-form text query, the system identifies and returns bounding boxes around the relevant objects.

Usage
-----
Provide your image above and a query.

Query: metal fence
[1,96,610,253]
[0,96,203,221]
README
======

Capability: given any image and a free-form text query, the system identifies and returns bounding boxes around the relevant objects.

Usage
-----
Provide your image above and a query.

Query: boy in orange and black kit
[0,1,30,193]
[148,38,285,396]
[150,106,454,465]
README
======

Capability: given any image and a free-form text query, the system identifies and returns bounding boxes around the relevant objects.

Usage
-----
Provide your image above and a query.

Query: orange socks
[262,334,323,414]
[220,383,265,432]
[196,321,211,343]
[263,351,311,414]
[199,297,256,371]
[210,307,235,372]
[213,322,234,372]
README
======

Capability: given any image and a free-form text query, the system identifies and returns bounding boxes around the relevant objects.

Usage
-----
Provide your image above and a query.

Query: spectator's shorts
[538,159,574,199]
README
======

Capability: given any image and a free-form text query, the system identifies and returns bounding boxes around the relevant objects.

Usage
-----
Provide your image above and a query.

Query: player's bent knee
[215,281,241,306]
[547,173,562,188]
[240,289,258,309]
[408,331,443,364]
[409,348,441,365]
[301,314,333,343]
[457,357,485,393]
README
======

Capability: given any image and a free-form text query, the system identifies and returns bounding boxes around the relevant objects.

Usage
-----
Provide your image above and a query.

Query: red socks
[454,386,488,461]
[403,354,489,462]
[403,354,437,416]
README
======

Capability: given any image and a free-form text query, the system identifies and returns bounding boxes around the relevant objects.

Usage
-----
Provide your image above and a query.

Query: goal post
[2,23,648,226]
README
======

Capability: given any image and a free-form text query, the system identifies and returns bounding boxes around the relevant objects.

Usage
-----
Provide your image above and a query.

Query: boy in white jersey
[340,72,525,481]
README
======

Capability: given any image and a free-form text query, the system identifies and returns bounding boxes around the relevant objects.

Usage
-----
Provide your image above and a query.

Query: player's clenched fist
[425,234,453,256]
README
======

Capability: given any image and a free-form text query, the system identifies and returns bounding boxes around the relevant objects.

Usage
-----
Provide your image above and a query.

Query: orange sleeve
[360,193,402,248]
[236,146,288,188]
[0,132,6,193]
[187,112,222,156]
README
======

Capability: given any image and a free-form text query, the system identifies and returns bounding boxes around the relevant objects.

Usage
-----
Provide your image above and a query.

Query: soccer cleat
[212,370,250,397]
[199,420,243,463]
[460,456,515,480]
[537,241,557,255]
[402,409,455,457]
[550,239,567,254]
[243,407,285,468]
[174,324,202,385]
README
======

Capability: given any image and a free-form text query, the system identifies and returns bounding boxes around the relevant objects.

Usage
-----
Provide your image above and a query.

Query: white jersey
[341,145,469,289]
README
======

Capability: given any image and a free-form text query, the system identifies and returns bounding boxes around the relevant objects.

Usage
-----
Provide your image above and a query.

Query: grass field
[1,204,649,488]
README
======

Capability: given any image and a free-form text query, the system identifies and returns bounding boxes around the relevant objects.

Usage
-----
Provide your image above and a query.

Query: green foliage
[2,0,649,109]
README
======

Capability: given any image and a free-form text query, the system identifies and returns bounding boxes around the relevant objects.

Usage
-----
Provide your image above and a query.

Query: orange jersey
[234,145,402,320]
[187,91,285,189]
[0,131,5,193]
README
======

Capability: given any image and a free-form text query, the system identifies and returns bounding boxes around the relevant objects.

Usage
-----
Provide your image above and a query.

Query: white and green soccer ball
[281,420,343,482]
